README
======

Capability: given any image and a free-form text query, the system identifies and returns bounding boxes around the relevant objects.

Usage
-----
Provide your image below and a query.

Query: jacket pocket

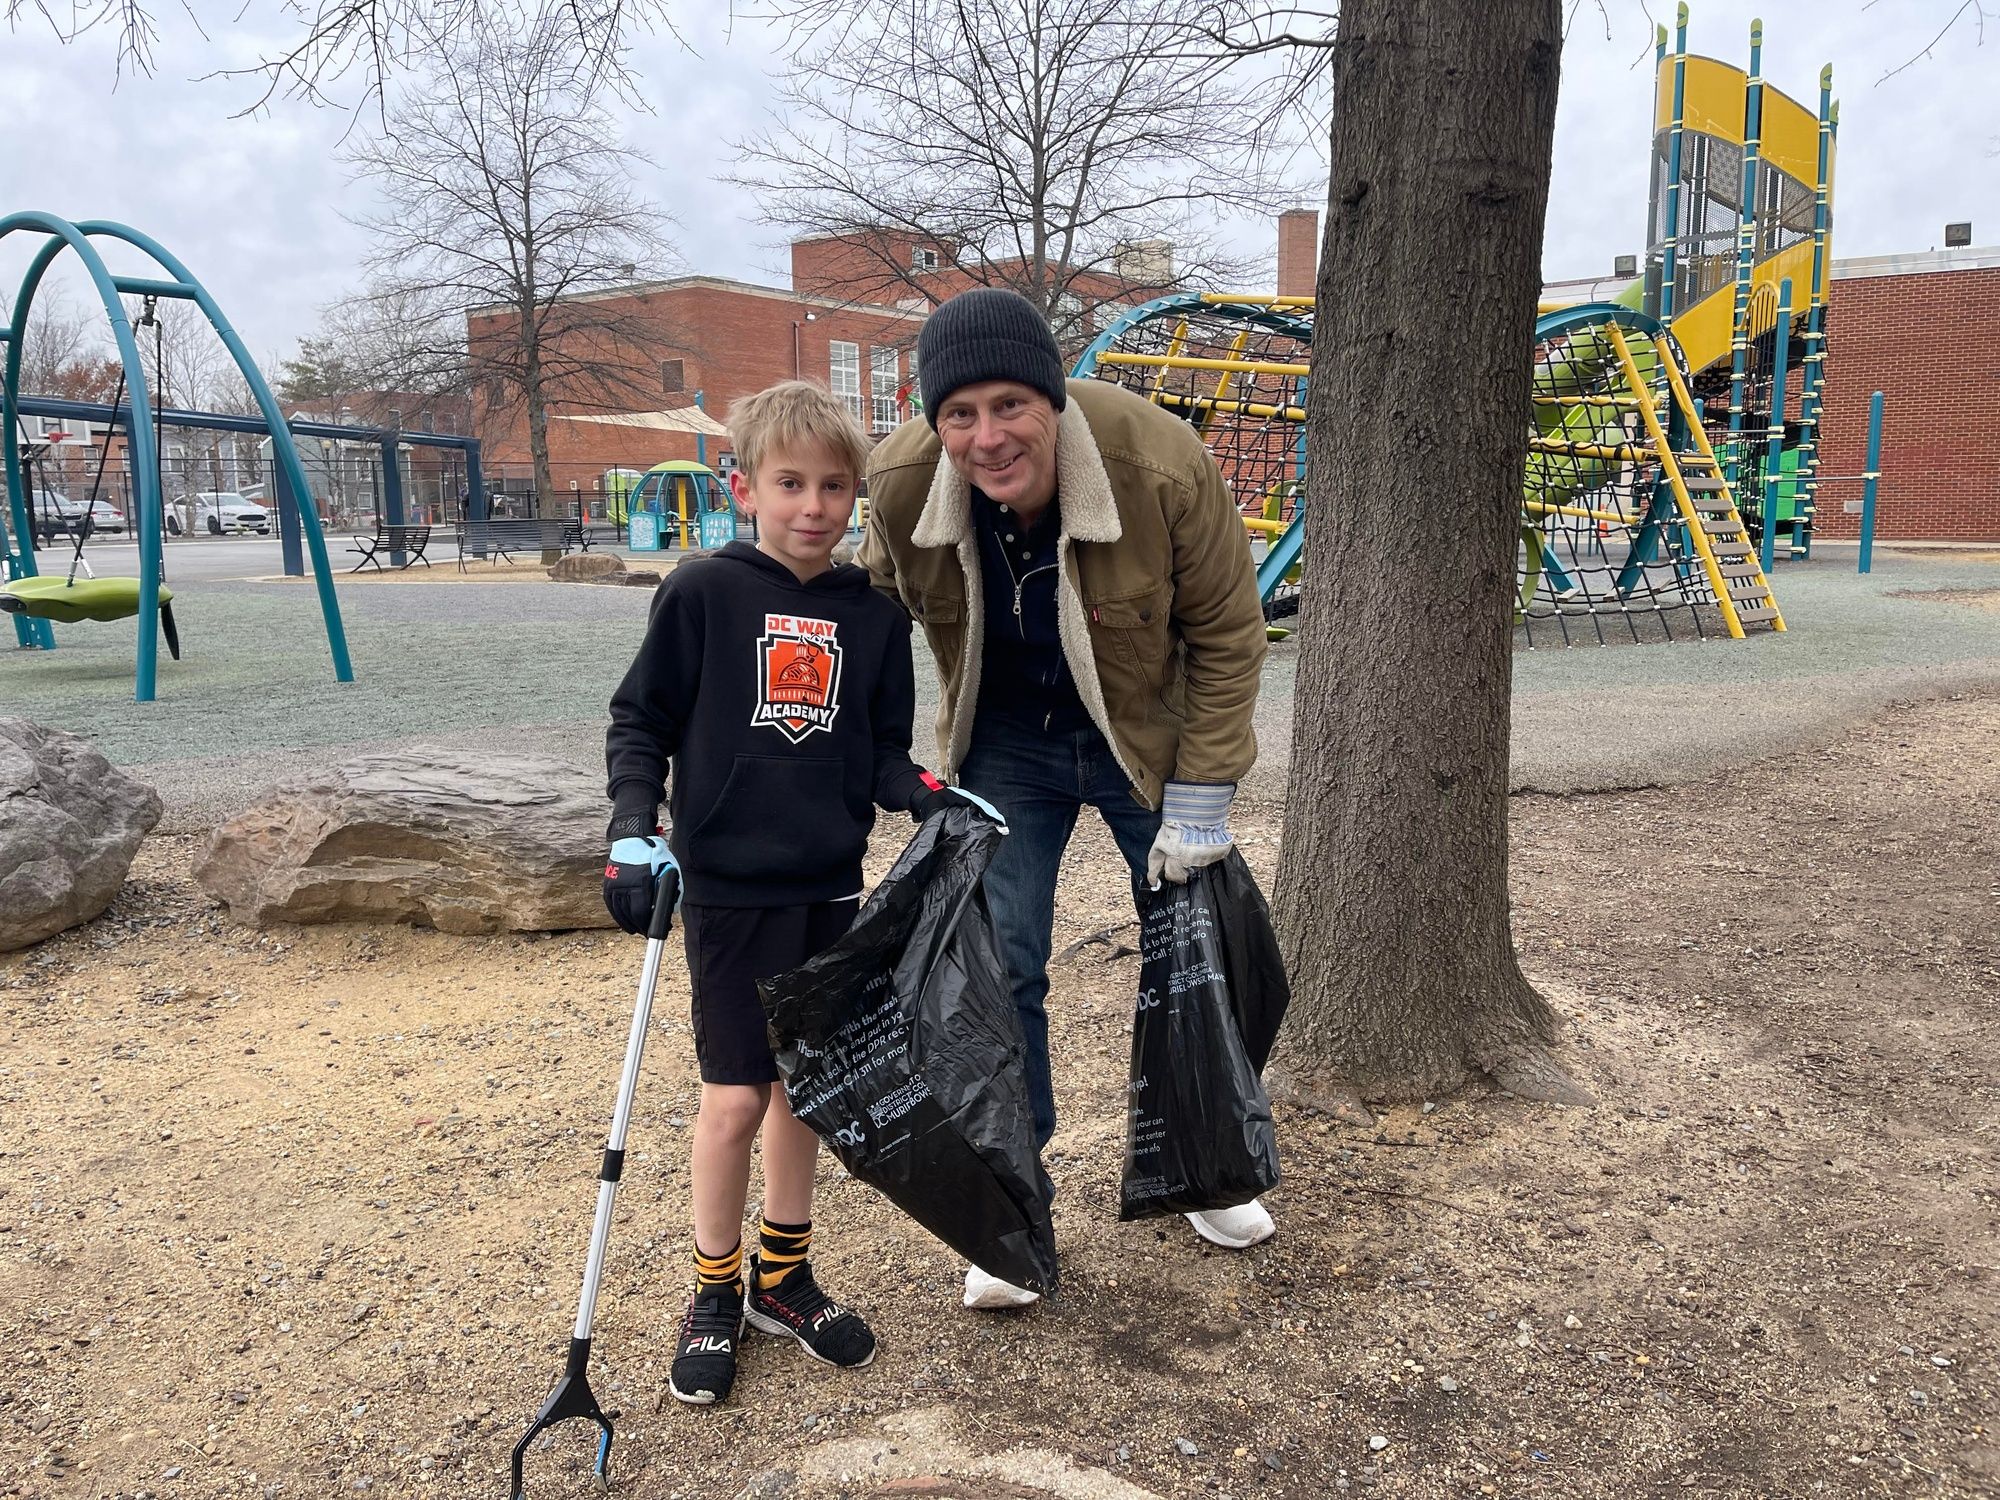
[682,755,861,883]
[1090,583,1173,667]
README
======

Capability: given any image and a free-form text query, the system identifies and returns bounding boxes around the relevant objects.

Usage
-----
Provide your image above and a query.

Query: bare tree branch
[339,12,680,513]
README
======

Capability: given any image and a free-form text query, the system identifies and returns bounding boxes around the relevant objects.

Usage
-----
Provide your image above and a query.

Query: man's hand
[911,779,1008,831]
[604,813,679,935]
[1147,781,1236,886]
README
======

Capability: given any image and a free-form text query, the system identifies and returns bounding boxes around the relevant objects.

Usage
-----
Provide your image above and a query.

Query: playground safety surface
[3,690,1997,1498]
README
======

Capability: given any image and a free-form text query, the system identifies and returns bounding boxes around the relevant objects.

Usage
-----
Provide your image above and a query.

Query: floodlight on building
[1614,253,1638,278]
[1944,222,1972,248]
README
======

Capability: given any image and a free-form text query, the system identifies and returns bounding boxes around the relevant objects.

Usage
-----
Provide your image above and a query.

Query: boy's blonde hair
[727,380,871,481]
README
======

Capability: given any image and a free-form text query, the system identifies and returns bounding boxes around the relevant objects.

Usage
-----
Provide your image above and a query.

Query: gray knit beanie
[917,287,1068,429]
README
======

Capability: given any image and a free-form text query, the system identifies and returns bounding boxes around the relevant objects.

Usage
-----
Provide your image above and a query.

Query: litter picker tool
[511,856,680,1499]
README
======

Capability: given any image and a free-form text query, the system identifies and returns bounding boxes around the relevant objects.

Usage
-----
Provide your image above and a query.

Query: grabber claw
[510,1337,616,1497]
[511,870,679,1497]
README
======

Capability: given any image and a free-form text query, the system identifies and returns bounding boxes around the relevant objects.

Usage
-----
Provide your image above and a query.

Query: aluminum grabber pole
[511,858,681,1498]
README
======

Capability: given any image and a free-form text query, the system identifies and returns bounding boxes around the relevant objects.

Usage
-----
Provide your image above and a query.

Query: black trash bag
[1209,849,1290,1073]
[1119,850,1286,1221]
[759,805,1059,1294]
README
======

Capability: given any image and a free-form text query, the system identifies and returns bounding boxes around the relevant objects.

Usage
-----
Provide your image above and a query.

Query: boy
[602,381,979,1406]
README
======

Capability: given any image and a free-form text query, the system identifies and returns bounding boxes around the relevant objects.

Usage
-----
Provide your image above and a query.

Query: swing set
[1,212,353,702]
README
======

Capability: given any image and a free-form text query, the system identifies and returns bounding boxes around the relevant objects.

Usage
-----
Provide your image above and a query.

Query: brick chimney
[1276,209,1320,298]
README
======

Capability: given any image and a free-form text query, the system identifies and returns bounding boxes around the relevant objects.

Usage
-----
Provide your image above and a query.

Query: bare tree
[1242,0,1588,1113]
[343,16,678,540]
[8,0,688,112]
[737,0,1295,339]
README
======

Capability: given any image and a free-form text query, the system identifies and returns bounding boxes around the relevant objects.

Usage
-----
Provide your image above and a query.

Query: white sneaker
[962,1265,1040,1310]
[1185,1199,1276,1249]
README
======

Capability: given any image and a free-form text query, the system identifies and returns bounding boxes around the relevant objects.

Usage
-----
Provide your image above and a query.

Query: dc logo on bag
[834,1121,866,1148]
[1136,987,1162,1011]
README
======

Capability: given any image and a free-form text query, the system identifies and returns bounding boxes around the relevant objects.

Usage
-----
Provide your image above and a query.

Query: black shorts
[681,899,859,1085]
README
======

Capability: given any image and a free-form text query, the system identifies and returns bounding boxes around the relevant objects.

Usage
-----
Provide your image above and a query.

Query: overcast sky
[2,1,1995,372]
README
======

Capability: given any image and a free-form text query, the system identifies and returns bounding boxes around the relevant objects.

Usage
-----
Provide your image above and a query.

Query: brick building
[1812,247,2000,543]
[467,230,1175,508]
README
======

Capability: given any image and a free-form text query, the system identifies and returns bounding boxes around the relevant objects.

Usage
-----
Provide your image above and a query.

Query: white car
[168,493,272,536]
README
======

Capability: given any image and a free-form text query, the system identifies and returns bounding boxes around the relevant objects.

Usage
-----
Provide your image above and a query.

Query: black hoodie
[606,542,930,906]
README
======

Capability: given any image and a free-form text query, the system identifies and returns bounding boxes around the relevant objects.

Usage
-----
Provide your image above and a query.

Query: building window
[829,341,862,420]
[660,358,684,394]
[485,378,507,410]
[913,247,939,273]
[870,347,900,432]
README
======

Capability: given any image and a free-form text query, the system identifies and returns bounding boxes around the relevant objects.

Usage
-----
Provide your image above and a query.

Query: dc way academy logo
[753,613,843,743]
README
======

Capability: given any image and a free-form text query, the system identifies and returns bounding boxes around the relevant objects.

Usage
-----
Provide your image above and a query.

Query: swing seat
[1,577,180,658]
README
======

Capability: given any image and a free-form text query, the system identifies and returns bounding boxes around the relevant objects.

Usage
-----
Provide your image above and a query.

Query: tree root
[1484,1045,1593,1106]
[1055,919,1139,964]
[1266,1066,1378,1129]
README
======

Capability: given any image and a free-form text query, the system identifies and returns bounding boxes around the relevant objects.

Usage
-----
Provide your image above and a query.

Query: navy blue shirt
[972,489,1093,733]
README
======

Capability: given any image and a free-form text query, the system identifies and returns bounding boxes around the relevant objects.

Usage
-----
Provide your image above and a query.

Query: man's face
[935,381,1060,513]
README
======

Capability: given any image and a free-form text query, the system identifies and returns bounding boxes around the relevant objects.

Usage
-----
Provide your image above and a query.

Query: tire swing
[0,299,179,659]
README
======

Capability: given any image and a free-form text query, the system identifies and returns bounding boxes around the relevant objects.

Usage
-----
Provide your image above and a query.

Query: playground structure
[1,212,352,701]
[1074,7,1826,645]
[608,459,741,549]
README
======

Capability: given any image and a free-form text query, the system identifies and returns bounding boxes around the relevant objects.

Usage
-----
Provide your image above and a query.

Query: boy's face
[728,439,858,582]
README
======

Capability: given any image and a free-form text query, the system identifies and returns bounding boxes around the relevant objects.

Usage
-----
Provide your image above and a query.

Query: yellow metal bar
[1199,329,1253,438]
[1530,393,1661,409]
[1099,351,1309,378]
[1149,321,1189,403]
[1241,515,1289,535]
[1538,300,1578,313]
[1527,438,1659,464]
[1200,293,1315,308]
[1150,390,1306,424]
[1522,500,1643,526]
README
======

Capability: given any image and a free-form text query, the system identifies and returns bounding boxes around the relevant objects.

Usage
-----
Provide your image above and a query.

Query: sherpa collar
[909,400,1123,549]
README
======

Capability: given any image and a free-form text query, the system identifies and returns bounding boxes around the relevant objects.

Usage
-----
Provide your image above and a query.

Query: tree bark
[1272,0,1586,1108]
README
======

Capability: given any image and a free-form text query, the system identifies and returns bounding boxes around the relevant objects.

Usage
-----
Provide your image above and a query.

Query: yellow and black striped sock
[694,1239,742,1293]
[756,1217,811,1291]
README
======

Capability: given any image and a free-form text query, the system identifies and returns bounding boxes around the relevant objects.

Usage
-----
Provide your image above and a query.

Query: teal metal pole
[1759,279,1793,573]
[694,389,707,470]
[1725,20,1766,491]
[382,438,408,566]
[1858,390,1883,574]
[1657,5,1691,322]
[1794,67,1835,554]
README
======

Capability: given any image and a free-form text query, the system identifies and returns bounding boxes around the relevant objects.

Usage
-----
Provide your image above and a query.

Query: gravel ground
[5,549,1998,829]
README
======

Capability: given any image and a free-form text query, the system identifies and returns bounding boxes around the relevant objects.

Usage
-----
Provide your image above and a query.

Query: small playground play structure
[1075,6,1832,647]
[1,212,354,700]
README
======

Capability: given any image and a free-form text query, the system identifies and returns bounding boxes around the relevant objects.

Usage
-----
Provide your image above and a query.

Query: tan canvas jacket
[860,377,1267,810]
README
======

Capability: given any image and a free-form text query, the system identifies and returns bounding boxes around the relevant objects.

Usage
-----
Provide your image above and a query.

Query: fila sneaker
[744,1256,877,1368]
[668,1277,746,1405]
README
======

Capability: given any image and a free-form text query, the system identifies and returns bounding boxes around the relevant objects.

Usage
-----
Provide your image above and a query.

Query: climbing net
[1081,296,1312,614]
[1519,321,1733,647]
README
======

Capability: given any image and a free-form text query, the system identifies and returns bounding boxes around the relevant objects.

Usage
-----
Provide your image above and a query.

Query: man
[861,287,1273,1309]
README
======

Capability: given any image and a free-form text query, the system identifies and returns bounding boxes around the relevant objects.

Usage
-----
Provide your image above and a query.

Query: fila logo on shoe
[809,1304,848,1333]
[684,1334,734,1354]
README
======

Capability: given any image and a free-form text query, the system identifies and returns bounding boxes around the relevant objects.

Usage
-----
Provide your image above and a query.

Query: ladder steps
[1717,561,1764,579]
[1711,541,1754,559]
[1703,521,1747,539]
[1727,583,1772,603]
[1733,605,1781,624]
[1680,475,1728,491]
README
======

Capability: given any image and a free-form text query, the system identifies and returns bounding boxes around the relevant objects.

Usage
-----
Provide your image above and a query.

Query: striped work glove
[1146,781,1236,887]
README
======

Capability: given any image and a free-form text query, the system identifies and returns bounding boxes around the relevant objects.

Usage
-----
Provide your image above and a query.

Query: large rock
[548,552,626,584]
[193,750,614,933]
[0,720,162,951]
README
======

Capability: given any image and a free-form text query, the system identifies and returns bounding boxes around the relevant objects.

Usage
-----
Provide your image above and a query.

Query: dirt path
[3,697,1996,1499]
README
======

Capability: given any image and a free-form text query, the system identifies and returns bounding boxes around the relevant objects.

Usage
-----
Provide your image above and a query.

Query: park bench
[346,523,433,572]
[456,517,580,571]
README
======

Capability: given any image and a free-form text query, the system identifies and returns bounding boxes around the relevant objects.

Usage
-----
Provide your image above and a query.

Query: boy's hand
[911,782,1008,831]
[604,830,679,935]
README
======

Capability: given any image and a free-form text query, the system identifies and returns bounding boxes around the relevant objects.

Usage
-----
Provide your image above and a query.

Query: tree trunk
[1272,0,1585,1109]
[523,333,561,563]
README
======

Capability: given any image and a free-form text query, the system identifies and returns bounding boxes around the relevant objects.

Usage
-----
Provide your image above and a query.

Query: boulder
[622,569,664,588]
[194,750,614,933]
[548,552,626,584]
[0,719,162,951]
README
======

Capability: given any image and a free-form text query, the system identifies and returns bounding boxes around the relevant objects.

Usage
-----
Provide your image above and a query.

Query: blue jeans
[957,715,1160,1148]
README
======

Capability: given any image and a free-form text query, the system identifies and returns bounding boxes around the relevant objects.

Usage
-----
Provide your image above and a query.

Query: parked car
[166,492,272,536]
[32,494,127,544]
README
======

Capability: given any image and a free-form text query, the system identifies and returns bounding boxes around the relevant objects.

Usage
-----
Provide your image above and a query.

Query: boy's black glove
[604,810,678,935]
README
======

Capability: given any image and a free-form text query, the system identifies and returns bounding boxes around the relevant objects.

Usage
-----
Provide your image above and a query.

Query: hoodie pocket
[683,755,862,883]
